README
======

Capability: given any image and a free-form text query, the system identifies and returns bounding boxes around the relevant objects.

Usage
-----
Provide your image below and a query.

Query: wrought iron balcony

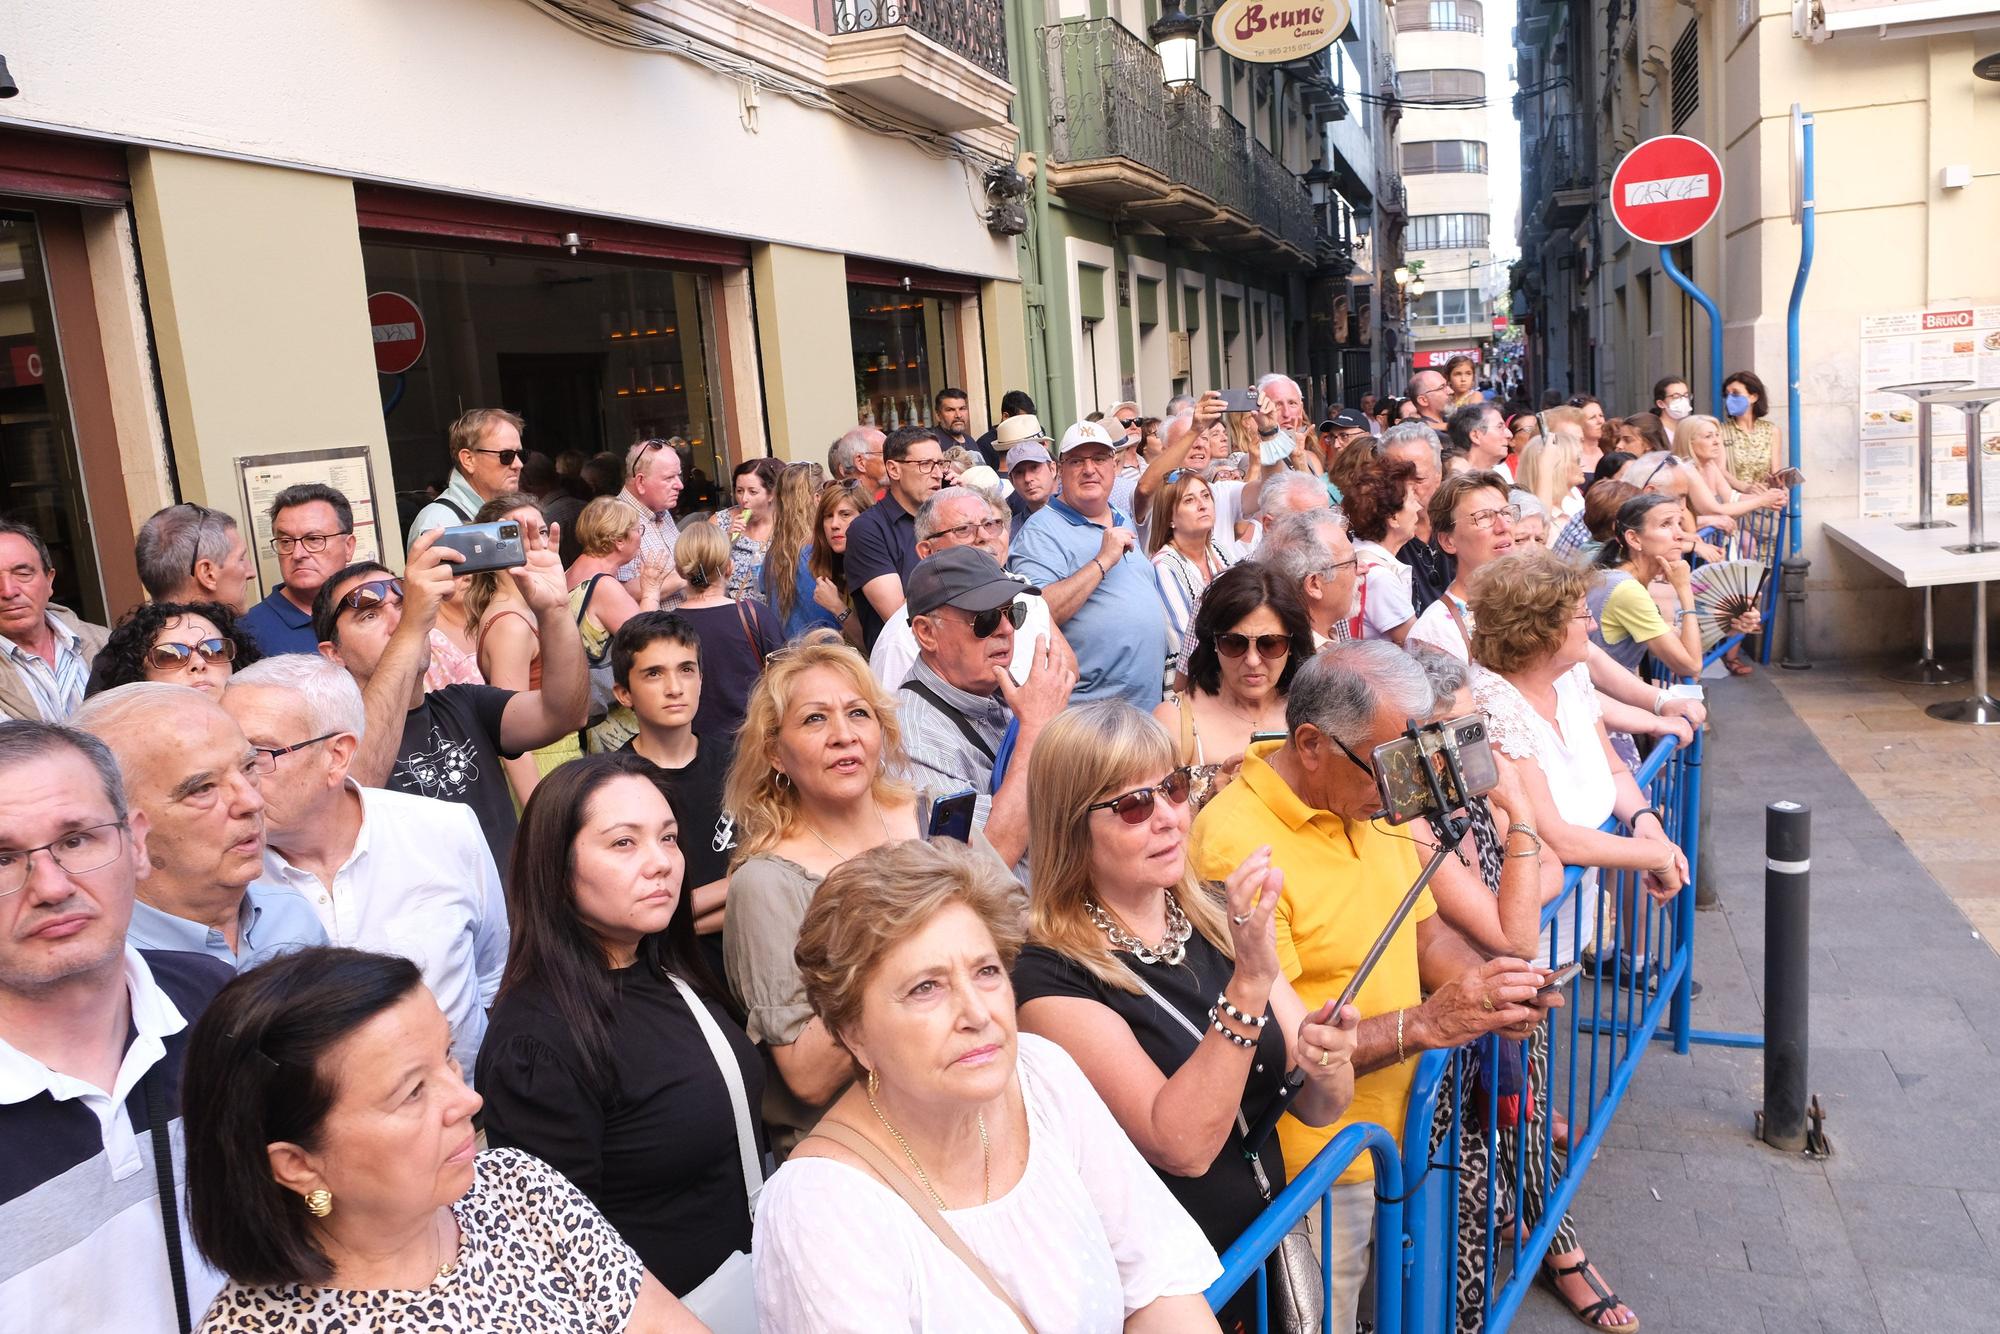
[1528,111,1591,226]
[817,0,1007,78]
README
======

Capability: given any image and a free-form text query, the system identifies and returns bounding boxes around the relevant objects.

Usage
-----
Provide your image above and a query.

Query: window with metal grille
[1398,69,1485,104]
[1395,0,1482,32]
[1411,288,1483,326]
[1670,20,1699,131]
[1408,213,1491,250]
[1401,140,1489,174]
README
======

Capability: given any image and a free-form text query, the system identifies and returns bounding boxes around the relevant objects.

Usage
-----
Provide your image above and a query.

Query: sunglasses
[1214,631,1293,660]
[144,637,238,672]
[940,599,1027,639]
[1640,454,1682,488]
[1087,768,1194,824]
[335,577,404,617]
[471,447,523,466]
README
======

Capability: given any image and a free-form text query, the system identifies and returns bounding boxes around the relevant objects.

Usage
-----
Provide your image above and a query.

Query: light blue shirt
[1007,496,1170,710]
[125,885,329,971]
[406,470,488,548]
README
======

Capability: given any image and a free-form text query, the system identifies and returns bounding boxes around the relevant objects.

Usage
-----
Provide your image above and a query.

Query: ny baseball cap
[1057,420,1117,456]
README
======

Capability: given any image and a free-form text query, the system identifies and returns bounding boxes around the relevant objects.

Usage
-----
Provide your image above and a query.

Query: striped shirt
[0,613,89,722]
[614,488,681,586]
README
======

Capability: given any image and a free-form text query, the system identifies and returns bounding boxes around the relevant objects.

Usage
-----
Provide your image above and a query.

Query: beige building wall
[1396,17,1497,362]
[751,244,857,464]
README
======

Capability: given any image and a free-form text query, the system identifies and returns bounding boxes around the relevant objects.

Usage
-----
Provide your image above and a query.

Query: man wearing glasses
[73,684,327,970]
[843,425,946,651]
[1406,369,1452,432]
[614,438,687,604]
[0,719,234,1329]
[133,503,255,614]
[405,407,527,547]
[239,484,358,655]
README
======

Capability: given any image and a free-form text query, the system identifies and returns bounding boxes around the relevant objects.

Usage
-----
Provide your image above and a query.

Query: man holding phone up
[1192,643,1559,1334]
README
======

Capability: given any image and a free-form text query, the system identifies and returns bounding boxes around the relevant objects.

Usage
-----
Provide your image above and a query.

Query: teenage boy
[611,612,737,980]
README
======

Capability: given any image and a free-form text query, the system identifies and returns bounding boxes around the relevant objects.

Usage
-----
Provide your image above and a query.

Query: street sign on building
[368,291,426,375]
[1211,0,1354,63]
[1608,135,1724,246]
[1413,348,1482,368]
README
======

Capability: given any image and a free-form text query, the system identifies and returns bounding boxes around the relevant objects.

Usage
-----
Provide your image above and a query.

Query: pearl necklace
[1085,891,1192,966]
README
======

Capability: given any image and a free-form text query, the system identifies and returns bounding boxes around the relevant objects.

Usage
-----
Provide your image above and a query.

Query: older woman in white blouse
[754,837,1222,1333]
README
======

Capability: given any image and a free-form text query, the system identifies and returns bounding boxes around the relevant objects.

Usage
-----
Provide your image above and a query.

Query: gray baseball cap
[906,546,1037,618]
[1006,441,1053,471]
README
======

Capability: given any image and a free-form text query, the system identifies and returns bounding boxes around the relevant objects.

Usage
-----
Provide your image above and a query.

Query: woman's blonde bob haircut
[1027,701,1231,994]
[574,496,639,557]
[1514,431,1581,519]
[723,629,912,864]
[1466,546,1593,675]
[674,520,732,589]
[796,837,1027,1047]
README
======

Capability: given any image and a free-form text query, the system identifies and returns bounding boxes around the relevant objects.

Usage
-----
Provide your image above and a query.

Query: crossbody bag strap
[733,599,762,662]
[142,1069,193,1334]
[1119,965,1276,1201]
[805,1119,1035,1333]
[1441,591,1473,657]
[898,679,998,763]
[667,973,765,1217]
[435,496,471,523]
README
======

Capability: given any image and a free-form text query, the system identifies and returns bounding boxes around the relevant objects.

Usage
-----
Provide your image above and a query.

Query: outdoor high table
[1825,513,2000,724]
[1876,378,1972,684]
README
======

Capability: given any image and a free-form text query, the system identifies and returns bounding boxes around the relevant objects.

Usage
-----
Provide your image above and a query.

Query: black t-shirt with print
[621,732,738,901]
[390,683,522,873]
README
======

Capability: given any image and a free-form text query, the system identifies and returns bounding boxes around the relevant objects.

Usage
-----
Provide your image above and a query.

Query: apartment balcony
[816,0,1012,131]
[1040,17,1320,266]
[1528,110,1591,229]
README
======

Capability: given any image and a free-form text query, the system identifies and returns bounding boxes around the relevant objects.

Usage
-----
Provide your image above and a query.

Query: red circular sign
[1608,135,1724,246]
[367,291,426,375]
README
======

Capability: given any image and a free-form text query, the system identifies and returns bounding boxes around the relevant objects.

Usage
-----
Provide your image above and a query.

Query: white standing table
[1824,516,2000,723]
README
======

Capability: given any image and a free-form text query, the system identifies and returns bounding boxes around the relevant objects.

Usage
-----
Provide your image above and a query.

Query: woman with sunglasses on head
[87,599,261,696]
[1152,564,1315,814]
[1013,701,1358,1334]
[1149,471,1240,673]
[466,493,573,802]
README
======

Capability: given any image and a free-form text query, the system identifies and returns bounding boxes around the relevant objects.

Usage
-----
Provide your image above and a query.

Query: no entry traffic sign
[368,291,426,375]
[1609,135,1724,246]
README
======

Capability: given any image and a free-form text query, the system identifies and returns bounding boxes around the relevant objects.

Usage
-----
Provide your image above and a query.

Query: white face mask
[1664,396,1693,421]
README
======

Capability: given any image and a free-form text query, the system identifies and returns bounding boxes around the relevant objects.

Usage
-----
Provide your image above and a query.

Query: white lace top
[1470,663,1615,966]
[751,1033,1221,1332]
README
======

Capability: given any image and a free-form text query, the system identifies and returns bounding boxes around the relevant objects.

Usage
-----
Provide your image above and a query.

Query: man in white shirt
[0,719,231,1330]
[223,654,507,1076]
[1259,509,1359,649]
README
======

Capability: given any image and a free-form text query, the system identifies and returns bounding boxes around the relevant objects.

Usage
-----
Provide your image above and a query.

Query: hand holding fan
[1689,559,1770,650]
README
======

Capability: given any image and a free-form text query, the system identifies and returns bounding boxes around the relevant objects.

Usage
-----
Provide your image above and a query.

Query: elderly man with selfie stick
[1192,641,1560,1334]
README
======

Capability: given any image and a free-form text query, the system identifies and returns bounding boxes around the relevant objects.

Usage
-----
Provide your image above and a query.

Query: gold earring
[305,1188,332,1218]
[866,1067,879,1097]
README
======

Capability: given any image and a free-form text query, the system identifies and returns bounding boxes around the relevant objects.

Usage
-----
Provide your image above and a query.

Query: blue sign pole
[1657,244,1724,413]
[1786,109,1816,556]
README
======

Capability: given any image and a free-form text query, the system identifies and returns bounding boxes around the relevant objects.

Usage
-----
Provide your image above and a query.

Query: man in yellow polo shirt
[1192,641,1553,1334]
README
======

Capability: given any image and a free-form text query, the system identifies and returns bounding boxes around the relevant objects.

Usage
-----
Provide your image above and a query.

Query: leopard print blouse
[197,1148,644,1333]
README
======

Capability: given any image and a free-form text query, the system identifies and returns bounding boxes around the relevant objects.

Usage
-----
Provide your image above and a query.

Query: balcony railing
[1398,14,1483,31]
[816,0,1008,78]
[1526,109,1591,224]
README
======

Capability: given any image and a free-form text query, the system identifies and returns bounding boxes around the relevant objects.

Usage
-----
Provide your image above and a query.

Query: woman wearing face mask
[1720,370,1782,486]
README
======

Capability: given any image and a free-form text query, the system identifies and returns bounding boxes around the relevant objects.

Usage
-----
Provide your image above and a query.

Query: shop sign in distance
[1211,0,1352,64]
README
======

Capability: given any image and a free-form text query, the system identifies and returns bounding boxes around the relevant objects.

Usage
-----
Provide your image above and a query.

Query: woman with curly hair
[86,599,260,697]
[1343,455,1423,644]
[760,462,842,642]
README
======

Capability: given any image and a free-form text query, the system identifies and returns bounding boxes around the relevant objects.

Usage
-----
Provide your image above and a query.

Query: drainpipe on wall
[1007,6,1064,420]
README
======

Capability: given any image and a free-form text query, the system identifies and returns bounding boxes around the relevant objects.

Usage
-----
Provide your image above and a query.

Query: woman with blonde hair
[566,495,673,750]
[807,480,872,647]
[671,520,784,745]
[1013,701,1357,1332]
[759,462,833,640]
[1515,428,1585,522]
[466,492,572,800]
[754,837,1225,1332]
[1671,413,1784,533]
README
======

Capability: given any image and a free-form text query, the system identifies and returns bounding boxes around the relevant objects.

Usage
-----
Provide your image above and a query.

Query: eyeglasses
[939,599,1028,639]
[471,447,523,466]
[0,821,128,898]
[1640,454,1681,488]
[1214,631,1293,660]
[1574,607,1597,625]
[144,637,238,672]
[334,577,404,618]
[1465,503,1522,531]
[1323,556,1360,576]
[1087,768,1194,825]
[249,732,340,773]
[187,512,216,579]
[1116,417,1138,429]
[898,456,946,473]
[270,530,351,556]
[930,517,1010,545]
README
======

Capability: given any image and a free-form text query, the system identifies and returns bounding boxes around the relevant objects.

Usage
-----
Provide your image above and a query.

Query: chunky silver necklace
[1085,891,1191,966]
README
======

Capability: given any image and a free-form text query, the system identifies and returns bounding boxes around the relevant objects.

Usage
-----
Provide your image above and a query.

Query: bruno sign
[1211,0,1352,63]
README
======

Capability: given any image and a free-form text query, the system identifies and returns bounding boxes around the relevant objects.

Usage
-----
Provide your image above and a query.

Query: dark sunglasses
[144,637,237,672]
[1214,631,1293,660]
[1087,768,1194,824]
[471,447,522,466]
[1640,454,1682,488]
[941,600,1027,639]
[335,577,404,617]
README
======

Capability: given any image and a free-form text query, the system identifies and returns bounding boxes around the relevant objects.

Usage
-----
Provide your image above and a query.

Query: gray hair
[134,504,239,602]
[0,719,128,822]
[228,653,367,740]
[1286,640,1434,740]
[1508,488,1549,523]
[1618,451,1683,494]
[1256,373,1301,399]
[828,427,876,479]
[1259,508,1348,585]
[914,486,987,544]
[1380,422,1443,469]
[1256,469,1331,520]
[73,681,216,766]
[1406,642,1470,713]
[1163,394,1196,419]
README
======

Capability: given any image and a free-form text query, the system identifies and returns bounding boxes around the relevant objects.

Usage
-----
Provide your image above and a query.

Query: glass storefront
[360,241,722,531]
[848,284,969,431]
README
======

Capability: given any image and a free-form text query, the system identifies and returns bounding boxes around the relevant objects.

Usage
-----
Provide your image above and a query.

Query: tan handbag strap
[805,1119,1035,1333]
[1175,691,1197,765]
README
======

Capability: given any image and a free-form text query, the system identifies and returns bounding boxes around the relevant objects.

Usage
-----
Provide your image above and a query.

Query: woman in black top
[669,521,783,746]
[477,752,765,1298]
[1012,702,1359,1332]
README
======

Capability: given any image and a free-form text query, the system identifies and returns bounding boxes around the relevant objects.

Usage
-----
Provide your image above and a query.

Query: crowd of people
[0,369,1777,1333]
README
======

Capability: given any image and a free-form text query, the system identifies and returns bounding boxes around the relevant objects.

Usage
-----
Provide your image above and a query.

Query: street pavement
[1506,668,2000,1334]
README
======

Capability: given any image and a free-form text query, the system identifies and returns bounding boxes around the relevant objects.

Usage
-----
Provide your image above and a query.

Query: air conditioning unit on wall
[1794,0,2000,42]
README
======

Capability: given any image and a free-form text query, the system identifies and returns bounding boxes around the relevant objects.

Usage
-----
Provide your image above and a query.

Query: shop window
[848,284,970,431]
[360,241,720,531]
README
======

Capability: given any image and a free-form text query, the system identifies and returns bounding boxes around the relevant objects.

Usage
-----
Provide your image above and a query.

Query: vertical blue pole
[1786,113,1816,556]
[1657,244,1724,412]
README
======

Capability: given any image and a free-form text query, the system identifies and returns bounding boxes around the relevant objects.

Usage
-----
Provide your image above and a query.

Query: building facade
[1510,0,2000,658]
[0,0,1028,622]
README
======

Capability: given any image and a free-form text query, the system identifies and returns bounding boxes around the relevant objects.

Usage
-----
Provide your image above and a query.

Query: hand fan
[1689,559,1770,650]
[1763,466,1805,490]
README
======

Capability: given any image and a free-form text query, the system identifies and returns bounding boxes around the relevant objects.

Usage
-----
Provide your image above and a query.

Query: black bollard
[1779,553,1812,670]
[1762,800,1811,1151]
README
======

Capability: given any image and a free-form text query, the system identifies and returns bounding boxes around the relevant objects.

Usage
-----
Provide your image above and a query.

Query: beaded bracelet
[1216,993,1269,1028]
[1208,1011,1259,1048]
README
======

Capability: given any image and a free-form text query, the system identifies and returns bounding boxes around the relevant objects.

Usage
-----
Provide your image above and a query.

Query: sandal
[1723,653,1753,677]
[1542,1256,1639,1332]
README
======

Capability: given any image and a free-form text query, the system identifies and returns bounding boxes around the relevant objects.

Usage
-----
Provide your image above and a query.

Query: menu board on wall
[235,448,385,599]
[1858,304,2000,517]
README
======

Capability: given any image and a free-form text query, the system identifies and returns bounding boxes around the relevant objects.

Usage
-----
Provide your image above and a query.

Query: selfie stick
[1242,722,1474,1154]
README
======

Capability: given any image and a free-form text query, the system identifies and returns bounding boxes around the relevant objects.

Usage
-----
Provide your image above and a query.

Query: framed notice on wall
[1857,304,2000,517]
[235,448,385,599]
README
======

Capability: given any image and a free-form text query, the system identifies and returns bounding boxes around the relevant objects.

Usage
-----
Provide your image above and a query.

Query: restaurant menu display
[236,447,384,597]
[1858,303,2000,517]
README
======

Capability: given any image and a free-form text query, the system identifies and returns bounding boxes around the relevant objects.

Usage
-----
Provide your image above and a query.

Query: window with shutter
[1670,20,1699,131]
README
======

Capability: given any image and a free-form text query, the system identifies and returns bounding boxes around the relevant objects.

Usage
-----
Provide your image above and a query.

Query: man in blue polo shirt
[843,425,945,651]
[1007,420,1171,708]
[238,484,358,655]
